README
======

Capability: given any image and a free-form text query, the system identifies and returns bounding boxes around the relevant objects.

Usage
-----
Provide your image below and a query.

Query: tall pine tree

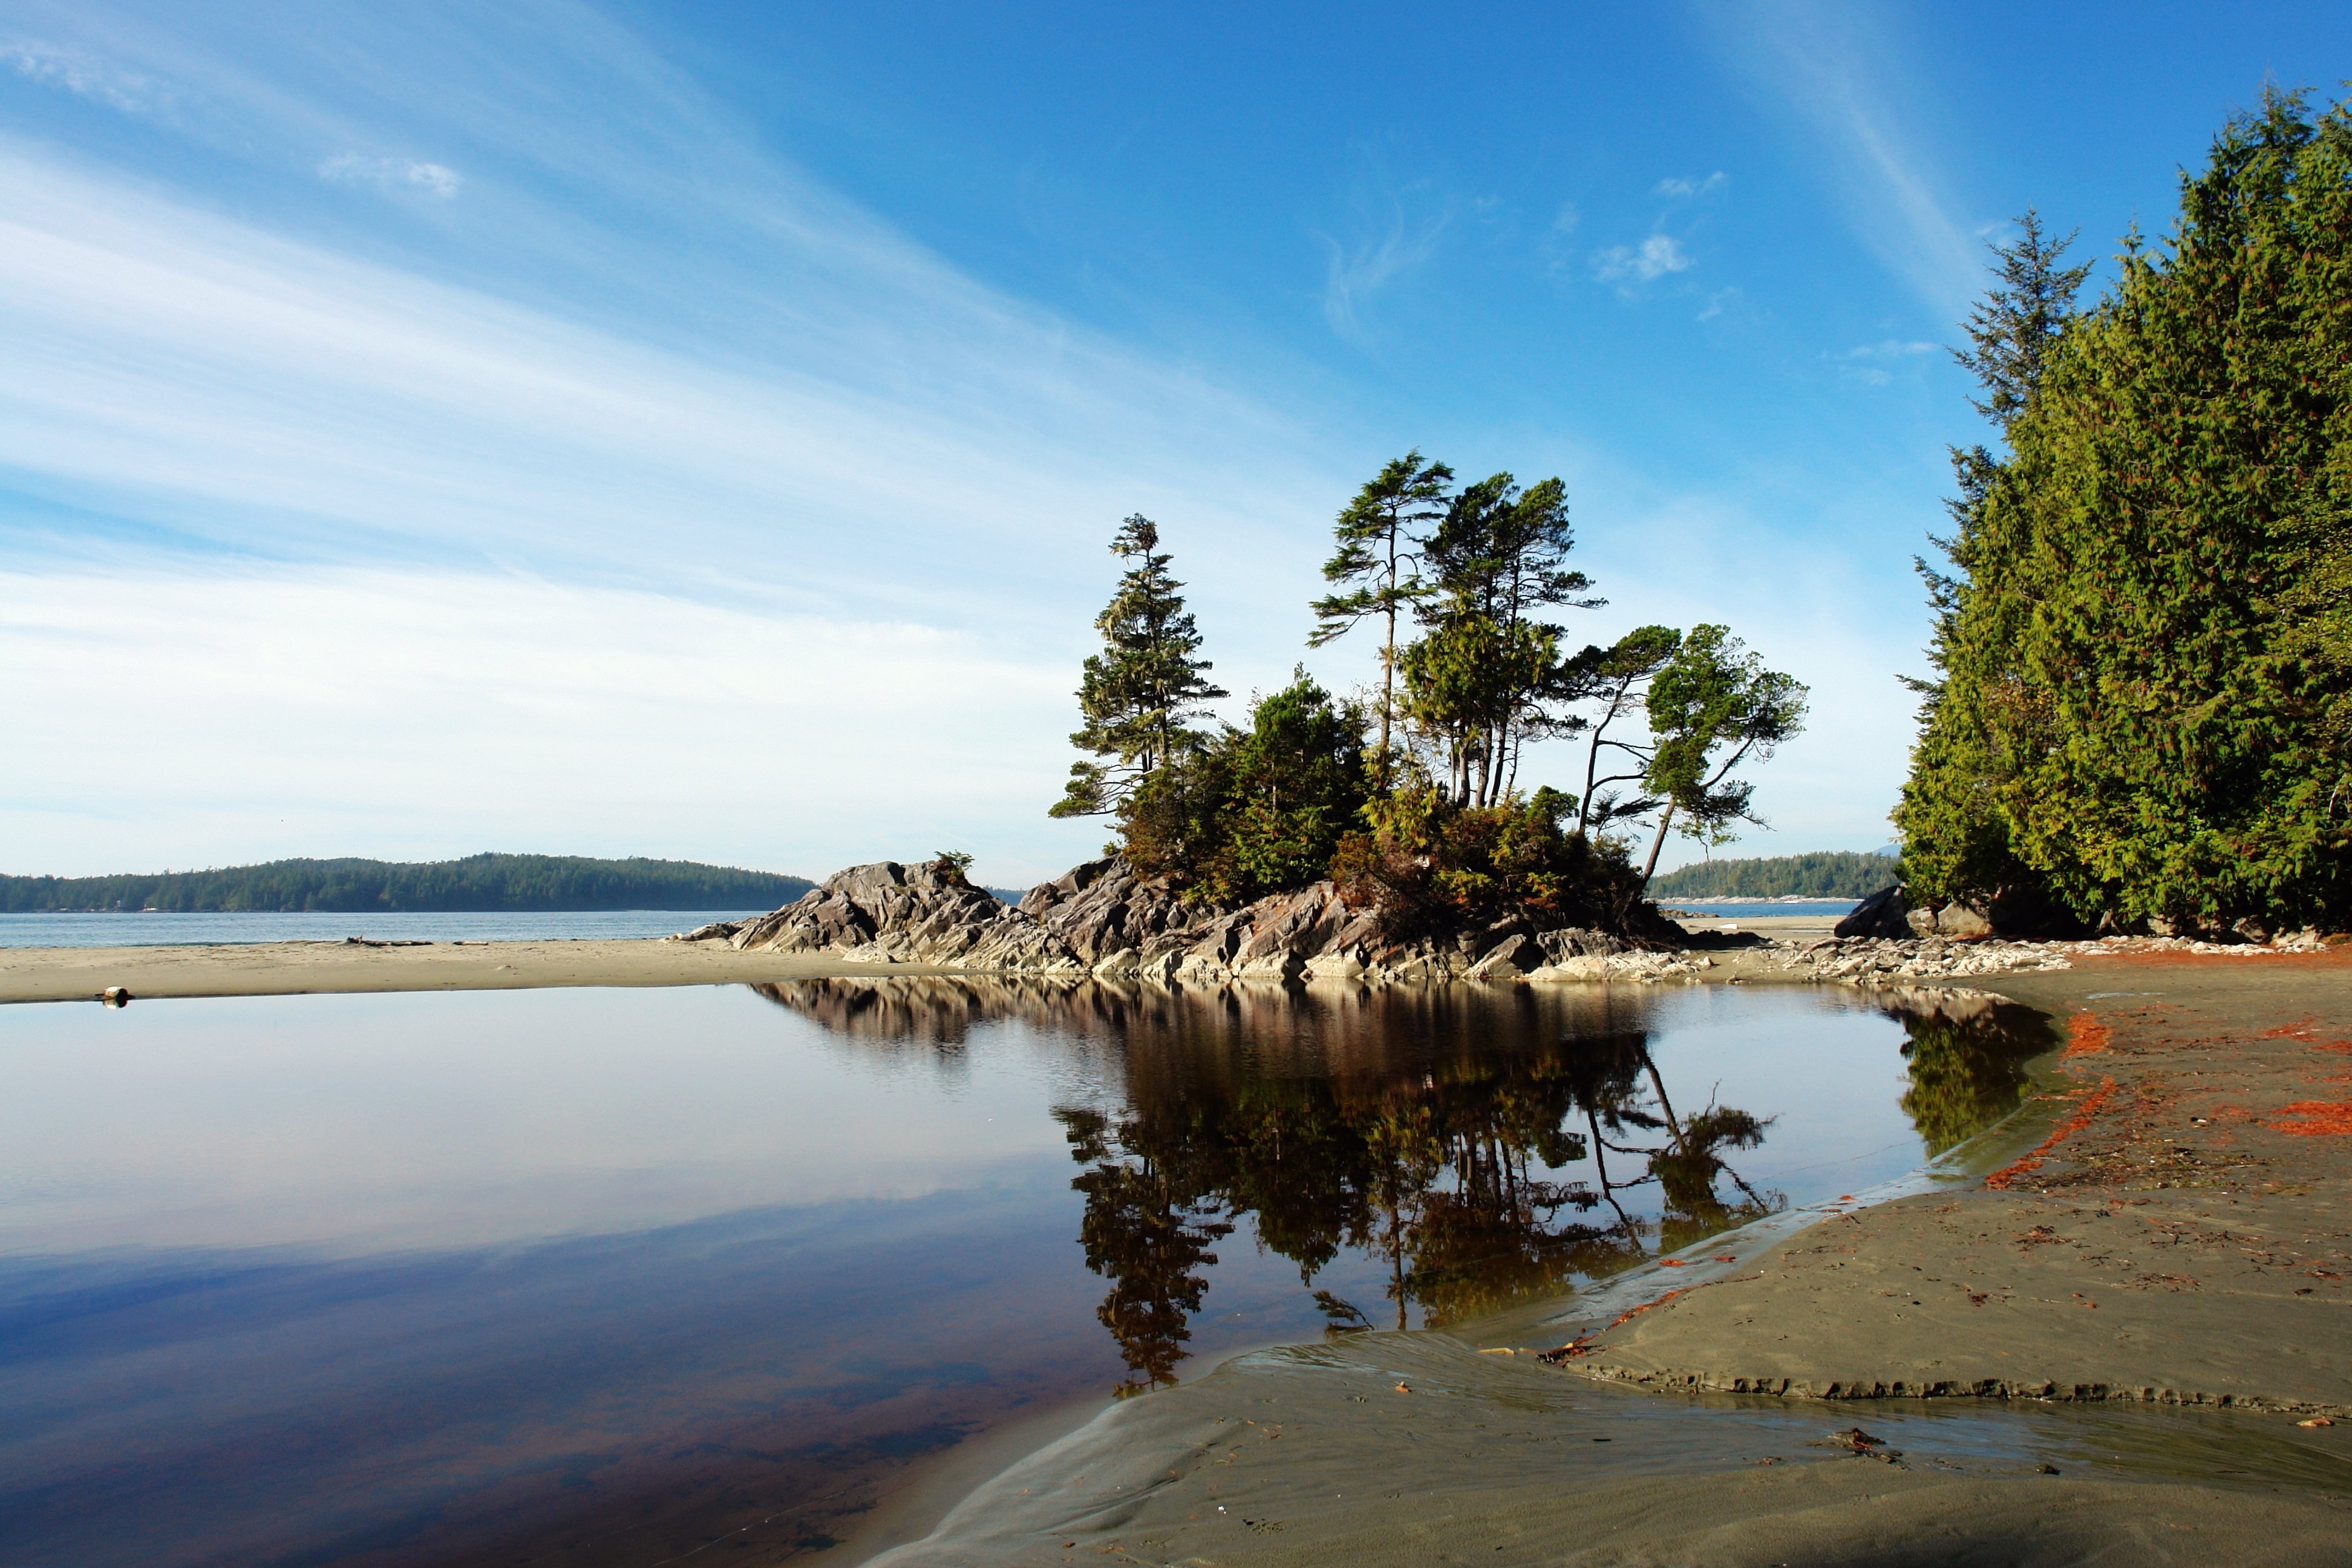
[1309,451,1452,789]
[1052,515,1228,820]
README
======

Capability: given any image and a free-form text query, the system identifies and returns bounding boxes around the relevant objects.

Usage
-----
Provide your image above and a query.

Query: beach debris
[1825,1428,1903,1463]
[2037,1463,2061,1474]
[99,985,131,1008]
[1393,1382,1411,1393]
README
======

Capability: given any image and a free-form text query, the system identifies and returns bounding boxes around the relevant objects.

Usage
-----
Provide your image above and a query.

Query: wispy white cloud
[1829,337,1938,385]
[0,1,1351,875]
[1,38,161,113]
[1318,196,1448,344]
[1592,232,1693,286]
[1696,2,1981,317]
[319,153,462,198]
[1655,171,1728,200]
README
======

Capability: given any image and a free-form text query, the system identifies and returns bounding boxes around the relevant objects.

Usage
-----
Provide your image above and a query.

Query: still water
[0,979,2048,1567]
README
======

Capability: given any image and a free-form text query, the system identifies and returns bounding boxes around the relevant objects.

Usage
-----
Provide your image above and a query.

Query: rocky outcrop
[723,859,1079,970]
[692,857,1691,986]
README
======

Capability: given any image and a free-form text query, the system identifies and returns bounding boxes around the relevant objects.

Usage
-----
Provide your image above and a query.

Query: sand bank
[0,936,936,1004]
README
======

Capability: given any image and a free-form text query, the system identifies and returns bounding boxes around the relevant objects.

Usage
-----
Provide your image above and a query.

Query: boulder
[1538,927,1625,962]
[1834,886,1910,939]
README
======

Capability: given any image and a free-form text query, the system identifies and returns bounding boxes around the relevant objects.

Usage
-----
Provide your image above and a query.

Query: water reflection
[0,981,2056,1568]
[1893,991,2056,1155]
[758,979,2054,1394]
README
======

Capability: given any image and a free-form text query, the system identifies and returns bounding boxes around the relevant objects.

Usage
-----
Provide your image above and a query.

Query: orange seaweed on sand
[2270,1101,2352,1137]
[2062,1014,2114,1058]
[1986,1080,2118,1189]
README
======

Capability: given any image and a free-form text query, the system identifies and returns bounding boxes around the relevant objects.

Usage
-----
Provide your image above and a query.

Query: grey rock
[1835,886,1911,941]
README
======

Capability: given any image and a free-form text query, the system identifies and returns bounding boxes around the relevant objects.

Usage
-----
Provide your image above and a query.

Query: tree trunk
[1644,1055,1690,1156]
[1639,801,1676,884]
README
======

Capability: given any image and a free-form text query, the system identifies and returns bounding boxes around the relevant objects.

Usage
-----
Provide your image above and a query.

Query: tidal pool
[0,979,2048,1566]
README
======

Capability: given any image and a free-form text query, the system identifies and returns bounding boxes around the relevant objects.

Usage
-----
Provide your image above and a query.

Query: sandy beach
[8,936,2348,1563]
[0,936,923,1005]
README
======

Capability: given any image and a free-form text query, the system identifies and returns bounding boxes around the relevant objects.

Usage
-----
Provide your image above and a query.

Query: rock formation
[687,856,1691,985]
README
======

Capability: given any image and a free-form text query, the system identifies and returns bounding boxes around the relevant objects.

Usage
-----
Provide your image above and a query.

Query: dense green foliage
[1123,672,1371,904]
[1648,850,1903,901]
[1,854,812,913]
[1899,91,2352,932]
[1332,781,1649,930]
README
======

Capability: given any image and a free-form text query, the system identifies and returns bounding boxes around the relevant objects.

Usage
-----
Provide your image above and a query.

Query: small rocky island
[686,856,1702,984]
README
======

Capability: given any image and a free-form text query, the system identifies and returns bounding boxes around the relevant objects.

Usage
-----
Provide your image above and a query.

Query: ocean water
[1659,898,1860,920]
[0,908,771,947]
[0,980,2049,1567]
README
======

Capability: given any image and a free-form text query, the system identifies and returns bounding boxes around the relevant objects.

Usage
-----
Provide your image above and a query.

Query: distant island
[1648,850,1901,902]
[1,855,815,914]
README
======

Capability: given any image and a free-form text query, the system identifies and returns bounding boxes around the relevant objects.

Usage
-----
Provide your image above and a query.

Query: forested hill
[1649,851,1902,901]
[1,855,815,913]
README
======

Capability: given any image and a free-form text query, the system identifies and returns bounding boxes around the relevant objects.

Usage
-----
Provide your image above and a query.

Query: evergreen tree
[1950,208,2094,428]
[1900,88,2352,932]
[1402,472,1599,805]
[1308,451,1452,788]
[1898,211,2091,907]
[1051,515,1229,820]
[1122,672,1371,903]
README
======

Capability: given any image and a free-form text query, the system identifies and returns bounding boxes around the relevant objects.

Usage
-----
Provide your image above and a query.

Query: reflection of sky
[0,988,1070,1252]
[1639,987,1928,1200]
[0,982,1930,1568]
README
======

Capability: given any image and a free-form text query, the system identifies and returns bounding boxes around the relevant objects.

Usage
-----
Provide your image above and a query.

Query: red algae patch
[1986,1079,2118,1189]
[2270,1101,2352,1137]
[2061,1013,2112,1058]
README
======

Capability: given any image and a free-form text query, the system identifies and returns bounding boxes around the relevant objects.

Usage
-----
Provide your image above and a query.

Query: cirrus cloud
[319,153,462,198]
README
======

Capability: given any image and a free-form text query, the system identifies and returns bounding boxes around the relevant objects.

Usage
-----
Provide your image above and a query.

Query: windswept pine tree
[1898,89,2352,933]
[1401,471,1599,806]
[1309,450,1452,788]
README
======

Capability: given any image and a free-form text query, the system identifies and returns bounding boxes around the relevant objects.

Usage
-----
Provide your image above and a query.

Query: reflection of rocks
[701,858,1696,986]
[751,972,1665,1059]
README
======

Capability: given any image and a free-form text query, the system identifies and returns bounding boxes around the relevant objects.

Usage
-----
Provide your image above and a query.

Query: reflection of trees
[1890,993,2058,1155]
[754,979,1796,1392]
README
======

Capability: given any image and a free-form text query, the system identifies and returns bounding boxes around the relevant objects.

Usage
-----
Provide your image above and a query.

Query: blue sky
[2,1,2341,885]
